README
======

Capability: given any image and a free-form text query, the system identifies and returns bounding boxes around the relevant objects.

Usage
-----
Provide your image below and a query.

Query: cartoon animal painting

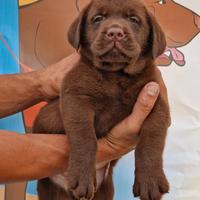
[19,0,200,72]
[145,0,200,66]
[0,1,199,200]
[19,0,90,69]
[19,0,91,130]
[0,0,198,131]
[17,0,200,129]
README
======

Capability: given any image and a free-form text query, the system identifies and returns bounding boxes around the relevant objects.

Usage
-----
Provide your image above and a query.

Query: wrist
[106,140,133,159]
[98,131,138,163]
[36,69,58,100]
[26,70,45,100]
[97,137,132,165]
[16,71,44,102]
[105,132,137,155]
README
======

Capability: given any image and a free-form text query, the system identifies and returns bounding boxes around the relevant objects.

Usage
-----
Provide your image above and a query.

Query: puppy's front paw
[67,167,96,200]
[133,169,169,200]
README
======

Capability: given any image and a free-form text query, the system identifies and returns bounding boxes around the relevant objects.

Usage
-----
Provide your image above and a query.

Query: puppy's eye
[129,16,140,25]
[93,15,105,24]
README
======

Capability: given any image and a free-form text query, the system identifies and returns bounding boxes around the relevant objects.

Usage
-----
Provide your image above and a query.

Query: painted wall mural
[145,0,200,67]
[0,0,200,200]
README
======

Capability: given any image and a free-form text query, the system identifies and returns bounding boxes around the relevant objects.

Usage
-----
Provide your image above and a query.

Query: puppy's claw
[133,169,169,200]
[133,179,140,197]
[159,177,170,194]
[67,171,96,200]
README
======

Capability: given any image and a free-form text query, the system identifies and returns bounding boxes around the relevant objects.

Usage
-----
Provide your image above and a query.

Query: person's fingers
[56,52,80,75]
[127,82,160,133]
[112,82,159,137]
[39,53,80,99]
[50,52,80,89]
[105,82,160,152]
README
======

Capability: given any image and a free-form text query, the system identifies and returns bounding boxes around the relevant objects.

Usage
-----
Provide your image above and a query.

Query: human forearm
[0,131,127,183]
[0,72,43,118]
[0,54,79,118]
[0,80,162,183]
[0,131,68,183]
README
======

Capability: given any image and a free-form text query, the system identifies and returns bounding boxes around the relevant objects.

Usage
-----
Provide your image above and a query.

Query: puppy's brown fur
[33,0,170,200]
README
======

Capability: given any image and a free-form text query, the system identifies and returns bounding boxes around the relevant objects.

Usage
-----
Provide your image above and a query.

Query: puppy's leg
[93,177,114,200]
[33,100,64,134]
[133,97,170,200]
[37,179,54,200]
[61,93,97,200]
[33,101,68,200]
[93,162,115,200]
[38,179,73,200]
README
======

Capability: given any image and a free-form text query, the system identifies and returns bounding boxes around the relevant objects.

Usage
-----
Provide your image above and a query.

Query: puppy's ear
[147,10,166,58]
[68,6,89,50]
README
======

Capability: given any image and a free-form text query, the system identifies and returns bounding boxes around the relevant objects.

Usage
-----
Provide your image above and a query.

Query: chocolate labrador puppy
[33,0,170,200]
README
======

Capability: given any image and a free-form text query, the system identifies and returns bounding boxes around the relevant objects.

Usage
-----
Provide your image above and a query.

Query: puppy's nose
[106,27,125,41]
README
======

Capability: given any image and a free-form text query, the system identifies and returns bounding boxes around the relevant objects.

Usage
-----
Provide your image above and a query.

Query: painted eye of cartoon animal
[19,0,200,69]
[157,0,166,5]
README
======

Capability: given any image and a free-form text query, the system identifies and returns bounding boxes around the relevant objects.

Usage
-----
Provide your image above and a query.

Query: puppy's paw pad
[72,182,95,200]
[67,173,96,200]
[133,170,169,200]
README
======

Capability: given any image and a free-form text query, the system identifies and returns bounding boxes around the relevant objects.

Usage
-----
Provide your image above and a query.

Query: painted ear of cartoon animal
[68,5,90,50]
[147,10,166,59]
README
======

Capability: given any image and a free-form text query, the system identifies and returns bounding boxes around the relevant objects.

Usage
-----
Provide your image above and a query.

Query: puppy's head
[68,0,166,74]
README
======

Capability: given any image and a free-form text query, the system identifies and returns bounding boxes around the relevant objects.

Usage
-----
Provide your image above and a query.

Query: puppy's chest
[103,77,138,104]
[94,75,142,138]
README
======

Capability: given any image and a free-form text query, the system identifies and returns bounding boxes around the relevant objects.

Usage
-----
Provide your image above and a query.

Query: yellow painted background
[19,0,40,7]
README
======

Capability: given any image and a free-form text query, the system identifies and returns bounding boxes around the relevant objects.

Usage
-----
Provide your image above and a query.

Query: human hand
[97,68,168,168]
[38,52,80,100]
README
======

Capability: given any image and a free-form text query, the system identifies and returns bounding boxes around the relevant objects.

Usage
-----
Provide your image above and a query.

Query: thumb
[124,82,160,134]
[110,82,160,140]
[104,82,160,155]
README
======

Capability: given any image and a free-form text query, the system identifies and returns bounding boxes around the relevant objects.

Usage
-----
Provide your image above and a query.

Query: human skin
[0,53,166,183]
[0,53,79,118]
